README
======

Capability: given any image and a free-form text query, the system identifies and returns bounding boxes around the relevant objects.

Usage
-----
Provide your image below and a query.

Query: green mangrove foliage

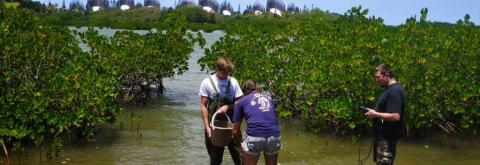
[0,8,120,155]
[198,7,480,135]
[0,8,204,157]
[79,12,205,105]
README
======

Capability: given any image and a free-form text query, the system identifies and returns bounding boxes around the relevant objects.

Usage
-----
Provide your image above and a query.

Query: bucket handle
[210,111,232,130]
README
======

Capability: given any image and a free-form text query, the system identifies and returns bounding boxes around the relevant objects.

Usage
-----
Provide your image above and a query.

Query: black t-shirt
[373,83,405,140]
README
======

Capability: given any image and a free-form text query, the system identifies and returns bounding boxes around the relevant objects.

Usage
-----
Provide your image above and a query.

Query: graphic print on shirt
[218,81,230,98]
[250,93,271,112]
[209,78,231,100]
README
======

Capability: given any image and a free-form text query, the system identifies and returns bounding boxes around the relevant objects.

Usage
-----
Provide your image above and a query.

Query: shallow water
[3,30,480,165]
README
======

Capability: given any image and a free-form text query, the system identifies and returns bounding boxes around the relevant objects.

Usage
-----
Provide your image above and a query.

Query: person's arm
[365,87,403,122]
[365,109,400,121]
[232,120,242,148]
[201,96,212,137]
[365,91,402,121]
[232,99,244,154]
[216,82,243,114]
[216,104,231,114]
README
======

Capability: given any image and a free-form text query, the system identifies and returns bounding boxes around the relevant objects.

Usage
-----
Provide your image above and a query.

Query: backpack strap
[208,76,233,103]
[208,77,220,95]
[226,77,231,92]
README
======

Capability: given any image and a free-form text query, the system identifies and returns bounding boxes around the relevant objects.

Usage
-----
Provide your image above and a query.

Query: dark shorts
[374,138,397,165]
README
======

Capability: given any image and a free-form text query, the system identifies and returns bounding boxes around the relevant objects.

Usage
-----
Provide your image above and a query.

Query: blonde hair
[215,57,234,74]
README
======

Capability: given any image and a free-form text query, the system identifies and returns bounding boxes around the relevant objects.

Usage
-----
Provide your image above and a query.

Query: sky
[36,0,480,26]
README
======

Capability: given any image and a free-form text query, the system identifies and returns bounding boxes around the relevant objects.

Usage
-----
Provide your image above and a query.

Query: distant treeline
[7,0,344,31]
[8,0,469,33]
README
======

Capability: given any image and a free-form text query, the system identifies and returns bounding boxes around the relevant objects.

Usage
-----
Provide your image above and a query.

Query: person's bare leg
[242,153,260,165]
[264,153,278,165]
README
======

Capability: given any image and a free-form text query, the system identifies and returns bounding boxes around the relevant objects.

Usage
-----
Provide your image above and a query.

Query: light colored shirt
[199,74,243,102]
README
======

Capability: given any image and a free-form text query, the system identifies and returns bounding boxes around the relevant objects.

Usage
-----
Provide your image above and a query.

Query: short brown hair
[215,57,234,74]
[241,79,257,95]
[375,64,394,78]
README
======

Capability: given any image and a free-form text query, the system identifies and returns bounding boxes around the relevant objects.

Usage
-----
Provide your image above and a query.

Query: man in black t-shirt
[364,64,405,165]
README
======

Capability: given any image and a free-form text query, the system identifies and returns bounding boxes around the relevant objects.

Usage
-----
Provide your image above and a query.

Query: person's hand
[216,105,228,114]
[235,145,244,156]
[206,127,212,138]
[365,109,377,119]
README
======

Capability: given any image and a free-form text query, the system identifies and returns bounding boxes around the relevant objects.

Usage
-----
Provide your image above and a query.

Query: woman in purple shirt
[233,79,282,165]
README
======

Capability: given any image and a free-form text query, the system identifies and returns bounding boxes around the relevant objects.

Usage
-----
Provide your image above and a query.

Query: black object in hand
[359,106,369,113]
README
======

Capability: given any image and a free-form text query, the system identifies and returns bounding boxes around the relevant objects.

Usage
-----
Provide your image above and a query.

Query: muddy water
[4,30,480,165]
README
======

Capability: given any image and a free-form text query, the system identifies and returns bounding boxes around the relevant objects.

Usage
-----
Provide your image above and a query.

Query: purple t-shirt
[233,92,280,138]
